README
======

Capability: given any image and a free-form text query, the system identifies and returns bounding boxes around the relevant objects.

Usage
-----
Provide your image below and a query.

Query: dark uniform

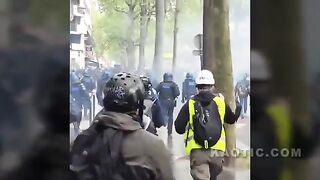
[235,74,250,116]
[182,73,197,103]
[80,71,96,119]
[156,73,180,135]
[81,72,96,93]
[96,70,111,106]
[70,73,90,133]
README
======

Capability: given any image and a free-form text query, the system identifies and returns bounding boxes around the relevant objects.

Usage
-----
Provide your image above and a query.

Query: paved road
[70,98,250,179]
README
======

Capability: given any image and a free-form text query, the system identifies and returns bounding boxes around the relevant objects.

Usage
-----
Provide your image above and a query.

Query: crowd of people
[70,65,218,136]
[70,66,248,180]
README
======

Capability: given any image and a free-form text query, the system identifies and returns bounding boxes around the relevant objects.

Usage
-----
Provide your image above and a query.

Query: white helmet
[251,50,271,81]
[196,70,215,85]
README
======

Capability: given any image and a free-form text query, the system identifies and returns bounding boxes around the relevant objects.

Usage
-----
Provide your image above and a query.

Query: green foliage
[92,9,126,60]
[93,0,142,60]
[180,0,202,22]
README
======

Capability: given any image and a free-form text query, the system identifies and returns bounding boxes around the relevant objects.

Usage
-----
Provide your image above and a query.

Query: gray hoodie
[93,110,175,180]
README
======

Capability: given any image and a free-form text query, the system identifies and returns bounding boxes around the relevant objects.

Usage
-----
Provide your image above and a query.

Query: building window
[70,34,81,44]
[70,16,81,31]
[75,16,81,25]
[70,21,77,31]
[78,7,85,15]
[72,0,80,5]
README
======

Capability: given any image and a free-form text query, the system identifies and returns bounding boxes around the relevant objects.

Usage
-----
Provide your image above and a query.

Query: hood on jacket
[94,110,142,131]
[193,91,215,106]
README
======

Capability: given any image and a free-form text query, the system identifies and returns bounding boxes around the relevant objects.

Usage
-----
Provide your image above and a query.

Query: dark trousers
[166,107,174,135]
[160,100,175,135]
[239,96,248,114]
[82,98,91,119]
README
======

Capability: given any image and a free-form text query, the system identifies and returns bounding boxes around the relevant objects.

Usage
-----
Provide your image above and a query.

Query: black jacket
[175,91,241,134]
[156,81,180,101]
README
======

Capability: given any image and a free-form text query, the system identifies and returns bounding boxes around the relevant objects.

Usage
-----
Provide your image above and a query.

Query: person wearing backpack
[71,72,175,180]
[174,70,241,180]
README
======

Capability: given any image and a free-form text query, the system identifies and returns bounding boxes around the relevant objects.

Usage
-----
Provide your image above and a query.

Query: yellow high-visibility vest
[266,104,292,149]
[266,103,293,180]
[184,96,226,155]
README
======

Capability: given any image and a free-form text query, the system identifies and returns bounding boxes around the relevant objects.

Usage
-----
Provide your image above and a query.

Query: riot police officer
[81,70,96,119]
[156,73,180,136]
[182,72,197,103]
[81,70,96,93]
[96,70,111,107]
[70,72,91,134]
[235,73,250,118]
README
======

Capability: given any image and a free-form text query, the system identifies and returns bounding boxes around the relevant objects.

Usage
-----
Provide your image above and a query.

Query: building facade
[70,0,96,70]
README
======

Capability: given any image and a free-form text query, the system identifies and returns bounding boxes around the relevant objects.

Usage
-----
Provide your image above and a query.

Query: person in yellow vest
[250,50,316,180]
[174,70,241,180]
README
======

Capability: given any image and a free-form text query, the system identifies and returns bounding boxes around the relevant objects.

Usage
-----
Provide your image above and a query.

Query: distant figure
[70,72,90,133]
[182,72,197,103]
[80,70,96,120]
[156,73,180,136]
[235,73,250,118]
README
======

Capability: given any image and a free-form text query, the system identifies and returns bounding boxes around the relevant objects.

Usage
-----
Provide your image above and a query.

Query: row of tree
[94,1,238,178]
[94,0,200,75]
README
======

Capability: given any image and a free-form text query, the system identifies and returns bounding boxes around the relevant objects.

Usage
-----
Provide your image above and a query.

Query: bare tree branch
[132,0,137,9]
[134,13,140,20]
[125,0,131,7]
[114,6,128,14]
[146,4,156,16]
[147,10,156,17]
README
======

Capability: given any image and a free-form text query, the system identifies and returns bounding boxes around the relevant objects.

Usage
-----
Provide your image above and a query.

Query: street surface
[70,98,250,179]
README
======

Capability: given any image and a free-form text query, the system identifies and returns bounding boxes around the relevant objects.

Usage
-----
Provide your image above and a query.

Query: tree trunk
[203,0,236,178]
[252,0,310,179]
[138,0,147,72]
[126,3,136,71]
[172,0,180,74]
[152,0,165,78]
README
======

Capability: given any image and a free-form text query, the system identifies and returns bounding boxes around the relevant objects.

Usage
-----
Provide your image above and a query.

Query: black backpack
[70,121,130,180]
[192,100,223,149]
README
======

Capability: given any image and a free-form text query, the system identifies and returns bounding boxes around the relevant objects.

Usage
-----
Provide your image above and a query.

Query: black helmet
[140,75,152,91]
[103,72,145,114]
[163,72,173,82]
[186,72,193,79]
